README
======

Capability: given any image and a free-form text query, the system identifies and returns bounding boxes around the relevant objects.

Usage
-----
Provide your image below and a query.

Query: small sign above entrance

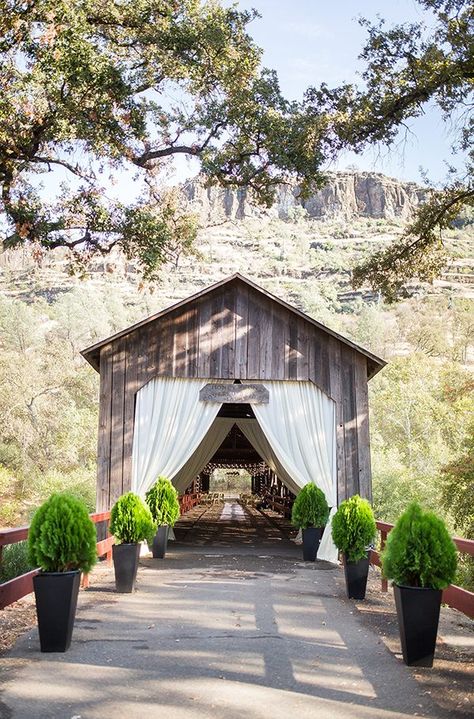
[199,383,269,404]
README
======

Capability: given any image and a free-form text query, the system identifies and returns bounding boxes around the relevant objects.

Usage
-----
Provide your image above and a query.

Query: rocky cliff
[183,171,427,223]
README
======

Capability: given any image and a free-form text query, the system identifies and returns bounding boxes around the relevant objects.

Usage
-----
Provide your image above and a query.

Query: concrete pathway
[0,503,460,718]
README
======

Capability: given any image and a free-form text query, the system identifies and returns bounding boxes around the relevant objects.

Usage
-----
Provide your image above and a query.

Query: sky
[25,0,464,208]
[225,0,463,184]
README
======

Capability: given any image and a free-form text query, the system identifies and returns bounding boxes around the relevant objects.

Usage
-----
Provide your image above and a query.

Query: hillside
[1,171,473,358]
[1,171,473,300]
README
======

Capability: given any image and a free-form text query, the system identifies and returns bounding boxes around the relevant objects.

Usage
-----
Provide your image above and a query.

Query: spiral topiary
[145,476,180,527]
[331,494,376,563]
[110,492,155,544]
[381,502,457,589]
[291,483,330,529]
[27,493,97,573]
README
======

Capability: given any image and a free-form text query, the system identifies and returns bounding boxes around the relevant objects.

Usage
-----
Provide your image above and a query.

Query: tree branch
[133,123,224,167]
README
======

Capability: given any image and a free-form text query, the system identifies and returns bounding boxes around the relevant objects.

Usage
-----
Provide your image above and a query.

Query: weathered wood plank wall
[96,280,372,511]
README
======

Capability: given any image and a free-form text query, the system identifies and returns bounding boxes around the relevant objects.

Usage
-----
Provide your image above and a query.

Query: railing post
[380,528,388,593]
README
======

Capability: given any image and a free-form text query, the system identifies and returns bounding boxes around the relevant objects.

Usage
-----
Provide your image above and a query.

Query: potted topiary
[331,494,376,599]
[110,492,155,592]
[145,476,180,559]
[381,502,457,667]
[27,492,97,652]
[291,483,330,561]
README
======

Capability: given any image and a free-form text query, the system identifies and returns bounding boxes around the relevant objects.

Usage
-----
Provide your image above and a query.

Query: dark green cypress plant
[381,502,457,589]
[331,495,376,562]
[291,483,330,529]
[110,492,155,544]
[27,493,97,573]
[145,476,180,527]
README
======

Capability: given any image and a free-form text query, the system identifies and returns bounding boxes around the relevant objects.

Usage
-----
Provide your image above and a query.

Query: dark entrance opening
[175,409,297,547]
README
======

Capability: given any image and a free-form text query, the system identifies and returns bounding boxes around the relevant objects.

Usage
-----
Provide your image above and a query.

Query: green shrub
[145,477,180,527]
[331,494,376,562]
[110,492,155,544]
[381,502,457,589]
[291,484,330,529]
[27,493,97,573]
[0,541,32,583]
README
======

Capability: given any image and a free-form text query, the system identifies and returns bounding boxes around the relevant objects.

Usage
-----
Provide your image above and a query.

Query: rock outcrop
[183,171,427,223]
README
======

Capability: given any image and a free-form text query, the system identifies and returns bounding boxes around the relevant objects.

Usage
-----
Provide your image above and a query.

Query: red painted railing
[0,511,113,609]
[370,520,474,619]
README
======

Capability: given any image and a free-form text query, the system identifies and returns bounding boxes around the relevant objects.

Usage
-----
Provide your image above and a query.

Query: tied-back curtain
[131,377,223,497]
[250,381,337,563]
[236,419,301,497]
[171,417,235,493]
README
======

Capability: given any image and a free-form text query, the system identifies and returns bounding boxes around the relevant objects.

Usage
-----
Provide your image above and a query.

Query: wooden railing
[370,520,474,619]
[0,511,113,610]
[261,494,294,519]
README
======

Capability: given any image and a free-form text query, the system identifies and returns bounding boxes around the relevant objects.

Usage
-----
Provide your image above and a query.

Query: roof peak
[81,273,386,376]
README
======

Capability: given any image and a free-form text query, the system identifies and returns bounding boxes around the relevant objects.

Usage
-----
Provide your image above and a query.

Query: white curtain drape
[131,378,223,497]
[249,381,337,563]
[171,417,235,493]
[131,377,337,562]
[236,419,301,497]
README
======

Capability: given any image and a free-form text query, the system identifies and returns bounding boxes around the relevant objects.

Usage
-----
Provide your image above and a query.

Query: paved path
[0,503,463,718]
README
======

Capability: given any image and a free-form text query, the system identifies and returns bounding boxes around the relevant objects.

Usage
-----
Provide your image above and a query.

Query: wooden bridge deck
[0,502,472,719]
[173,500,297,548]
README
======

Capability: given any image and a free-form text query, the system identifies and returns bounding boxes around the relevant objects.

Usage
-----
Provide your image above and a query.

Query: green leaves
[440,424,474,538]
[0,0,326,276]
[145,476,180,526]
[331,495,376,563]
[291,483,330,529]
[302,0,474,299]
[352,184,474,302]
[27,492,97,573]
[110,492,155,544]
[381,502,457,589]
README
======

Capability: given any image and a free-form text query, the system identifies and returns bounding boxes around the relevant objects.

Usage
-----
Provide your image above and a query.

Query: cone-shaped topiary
[291,483,330,529]
[332,494,376,563]
[110,492,155,544]
[28,493,97,573]
[381,502,457,589]
[145,476,180,527]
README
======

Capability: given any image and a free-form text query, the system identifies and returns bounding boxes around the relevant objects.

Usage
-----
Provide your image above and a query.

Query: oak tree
[0,0,323,277]
[304,0,474,300]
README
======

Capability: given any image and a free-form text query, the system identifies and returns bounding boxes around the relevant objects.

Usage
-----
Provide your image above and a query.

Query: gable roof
[81,273,386,378]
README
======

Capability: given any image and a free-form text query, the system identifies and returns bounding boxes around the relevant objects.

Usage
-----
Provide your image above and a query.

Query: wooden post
[380,528,388,592]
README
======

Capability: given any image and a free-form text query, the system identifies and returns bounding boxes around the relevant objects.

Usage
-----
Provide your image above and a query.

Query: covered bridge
[81,273,385,561]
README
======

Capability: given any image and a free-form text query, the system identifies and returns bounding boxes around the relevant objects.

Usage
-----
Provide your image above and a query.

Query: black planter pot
[393,583,442,667]
[302,526,324,561]
[343,554,370,599]
[113,543,140,593]
[33,570,81,652]
[152,525,169,559]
